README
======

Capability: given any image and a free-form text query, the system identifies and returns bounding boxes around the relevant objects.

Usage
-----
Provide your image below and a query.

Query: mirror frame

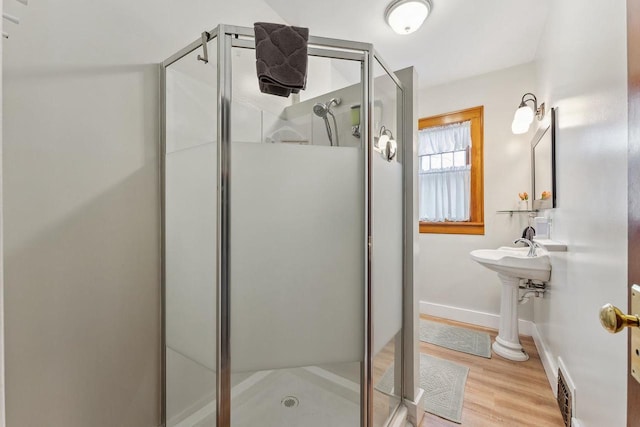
[531,107,556,210]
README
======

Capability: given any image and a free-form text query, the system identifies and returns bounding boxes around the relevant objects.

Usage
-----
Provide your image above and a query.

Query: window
[418,106,484,235]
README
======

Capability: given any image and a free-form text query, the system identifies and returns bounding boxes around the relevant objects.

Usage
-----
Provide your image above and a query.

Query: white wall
[0,0,4,424]
[533,1,628,426]
[2,1,285,426]
[418,63,537,324]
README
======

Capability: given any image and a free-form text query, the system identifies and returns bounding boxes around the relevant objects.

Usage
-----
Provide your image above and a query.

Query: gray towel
[254,22,308,97]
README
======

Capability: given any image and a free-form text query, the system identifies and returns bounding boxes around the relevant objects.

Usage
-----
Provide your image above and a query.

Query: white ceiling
[264,0,550,88]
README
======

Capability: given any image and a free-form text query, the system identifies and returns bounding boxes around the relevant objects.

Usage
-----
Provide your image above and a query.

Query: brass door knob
[600,303,640,333]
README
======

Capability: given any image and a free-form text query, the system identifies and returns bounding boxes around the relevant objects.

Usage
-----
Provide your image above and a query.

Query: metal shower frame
[160,23,414,427]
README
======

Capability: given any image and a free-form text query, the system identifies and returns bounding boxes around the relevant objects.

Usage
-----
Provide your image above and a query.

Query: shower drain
[281,396,299,408]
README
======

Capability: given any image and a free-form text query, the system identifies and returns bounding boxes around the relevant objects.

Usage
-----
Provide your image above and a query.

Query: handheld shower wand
[312,98,341,146]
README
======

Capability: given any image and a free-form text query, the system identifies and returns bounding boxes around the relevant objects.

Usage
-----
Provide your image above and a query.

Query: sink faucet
[513,238,543,257]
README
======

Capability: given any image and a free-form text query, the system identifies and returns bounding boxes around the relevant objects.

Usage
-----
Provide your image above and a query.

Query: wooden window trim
[418,106,484,235]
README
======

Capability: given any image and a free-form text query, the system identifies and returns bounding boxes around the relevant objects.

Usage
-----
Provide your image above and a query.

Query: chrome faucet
[513,238,543,257]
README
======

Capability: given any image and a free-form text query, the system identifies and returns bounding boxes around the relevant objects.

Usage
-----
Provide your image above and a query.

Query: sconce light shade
[511,105,534,134]
[514,105,534,125]
[511,93,545,134]
[385,0,432,35]
[375,126,397,161]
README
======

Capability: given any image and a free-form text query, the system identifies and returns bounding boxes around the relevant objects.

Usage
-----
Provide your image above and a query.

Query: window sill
[419,221,485,235]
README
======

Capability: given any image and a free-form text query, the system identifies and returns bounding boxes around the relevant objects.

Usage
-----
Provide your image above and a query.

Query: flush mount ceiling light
[511,93,546,134]
[385,0,432,35]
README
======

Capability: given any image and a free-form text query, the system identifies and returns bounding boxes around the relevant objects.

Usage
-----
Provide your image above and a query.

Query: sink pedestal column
[493,274,529,361]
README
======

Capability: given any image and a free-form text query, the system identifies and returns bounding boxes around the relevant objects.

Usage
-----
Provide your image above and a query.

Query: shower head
[312,98,342,118]
[313,102,328,118]
[313,98,342,147]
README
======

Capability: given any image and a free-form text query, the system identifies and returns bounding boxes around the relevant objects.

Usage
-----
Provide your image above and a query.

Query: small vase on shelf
[517,192,529,211]
[519,200,529,211]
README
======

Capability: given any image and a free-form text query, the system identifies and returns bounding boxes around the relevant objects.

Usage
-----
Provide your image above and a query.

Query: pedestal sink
[470,246,551,361]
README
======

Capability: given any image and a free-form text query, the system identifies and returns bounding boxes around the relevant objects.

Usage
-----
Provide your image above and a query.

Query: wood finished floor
[418,315,565,427]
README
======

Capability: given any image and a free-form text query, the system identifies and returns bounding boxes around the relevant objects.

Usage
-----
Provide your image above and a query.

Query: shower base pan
[169,366,360,427]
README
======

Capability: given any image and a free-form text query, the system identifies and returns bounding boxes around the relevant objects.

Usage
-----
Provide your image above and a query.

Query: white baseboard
[419,301,533,336]
[531,322,558,396]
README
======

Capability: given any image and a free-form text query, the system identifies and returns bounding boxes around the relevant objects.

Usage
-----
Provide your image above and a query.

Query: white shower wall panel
[230,142,364,372]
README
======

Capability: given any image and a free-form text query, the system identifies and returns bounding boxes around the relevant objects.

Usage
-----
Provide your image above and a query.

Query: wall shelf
[497,209,539,217]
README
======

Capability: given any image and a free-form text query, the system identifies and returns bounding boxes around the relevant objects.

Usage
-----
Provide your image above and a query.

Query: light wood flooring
[418,315,565,427]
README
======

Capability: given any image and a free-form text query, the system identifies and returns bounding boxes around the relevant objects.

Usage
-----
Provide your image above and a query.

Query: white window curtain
[419,121,472,222]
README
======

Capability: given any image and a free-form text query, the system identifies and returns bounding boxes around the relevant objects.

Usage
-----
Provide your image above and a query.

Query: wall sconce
[511,93,545,134]
[375,126,397,161]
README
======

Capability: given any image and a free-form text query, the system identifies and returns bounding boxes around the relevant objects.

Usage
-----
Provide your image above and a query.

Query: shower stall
[161,24,419,427]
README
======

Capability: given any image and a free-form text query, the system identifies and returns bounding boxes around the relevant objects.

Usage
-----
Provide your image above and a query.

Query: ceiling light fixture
[511,93,545,134]
[384,0,432,35]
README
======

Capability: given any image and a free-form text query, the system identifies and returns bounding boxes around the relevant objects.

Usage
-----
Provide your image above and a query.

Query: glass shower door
[227,41,365,427]
[164,36,219,427]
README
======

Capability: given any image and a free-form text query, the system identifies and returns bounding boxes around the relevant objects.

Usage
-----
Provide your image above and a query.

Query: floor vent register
[557,369,572,427]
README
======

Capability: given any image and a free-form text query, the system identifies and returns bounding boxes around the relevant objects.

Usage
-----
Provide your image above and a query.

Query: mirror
[531,107,556,210]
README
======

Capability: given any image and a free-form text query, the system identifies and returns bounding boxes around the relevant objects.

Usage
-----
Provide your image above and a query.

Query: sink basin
[470,246,551,282]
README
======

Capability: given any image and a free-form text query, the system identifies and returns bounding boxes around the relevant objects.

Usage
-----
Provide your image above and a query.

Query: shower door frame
[160,24,408,427]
